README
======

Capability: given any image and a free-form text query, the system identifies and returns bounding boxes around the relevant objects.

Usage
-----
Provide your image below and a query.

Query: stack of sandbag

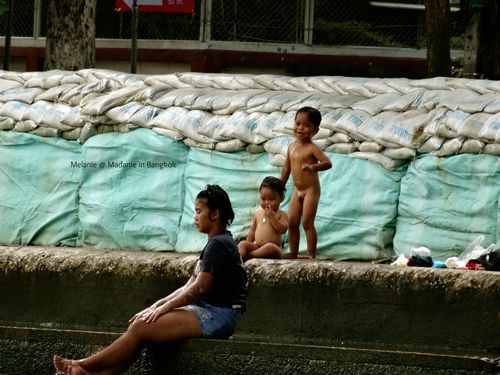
[0,70,499,170]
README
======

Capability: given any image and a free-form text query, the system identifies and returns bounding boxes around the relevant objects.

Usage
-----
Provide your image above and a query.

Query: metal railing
[0,0,468,51]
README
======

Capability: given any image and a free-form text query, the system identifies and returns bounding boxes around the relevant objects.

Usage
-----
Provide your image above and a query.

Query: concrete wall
[0,246,499,374]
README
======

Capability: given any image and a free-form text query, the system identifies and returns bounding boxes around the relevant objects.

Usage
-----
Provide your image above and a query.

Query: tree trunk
[44,0,96,71]
[477,0,500,79]
[425,0,451,77]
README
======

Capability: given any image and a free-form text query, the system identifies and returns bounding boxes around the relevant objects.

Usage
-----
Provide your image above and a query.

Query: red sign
[115,0,194,13]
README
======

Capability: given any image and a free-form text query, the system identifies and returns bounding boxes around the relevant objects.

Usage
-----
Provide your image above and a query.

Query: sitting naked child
[238,176,288,261]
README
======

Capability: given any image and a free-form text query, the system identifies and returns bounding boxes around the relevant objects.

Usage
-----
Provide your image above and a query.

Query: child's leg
[301,191,320,259]
[246,243,282,260]
[238,241,258,261]
[284,189,302,259]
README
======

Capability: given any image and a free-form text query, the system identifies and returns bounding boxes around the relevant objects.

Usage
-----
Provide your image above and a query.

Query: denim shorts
[187,303,242,339]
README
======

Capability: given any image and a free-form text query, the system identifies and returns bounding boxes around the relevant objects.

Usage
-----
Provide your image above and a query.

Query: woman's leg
[54,308,201,375]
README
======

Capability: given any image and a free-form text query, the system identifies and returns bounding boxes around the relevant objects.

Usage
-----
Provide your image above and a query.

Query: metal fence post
[200,0,212,43]
[304,0,314,45]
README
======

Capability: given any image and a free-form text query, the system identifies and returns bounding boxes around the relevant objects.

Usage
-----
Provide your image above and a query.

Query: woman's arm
[145,271,215,323]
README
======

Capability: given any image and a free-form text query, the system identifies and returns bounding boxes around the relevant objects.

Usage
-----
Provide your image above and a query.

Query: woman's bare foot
[53,355,73,374]
[282,252,298,259]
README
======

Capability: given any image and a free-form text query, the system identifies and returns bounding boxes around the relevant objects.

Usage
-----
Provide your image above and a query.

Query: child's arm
[268,210,288,234]
[303,145,332,173]
[246,214,257,242]
[280,147,291,184]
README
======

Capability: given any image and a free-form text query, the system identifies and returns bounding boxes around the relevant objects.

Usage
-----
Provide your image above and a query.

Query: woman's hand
[144,304,171,323]
[128,306,155,324]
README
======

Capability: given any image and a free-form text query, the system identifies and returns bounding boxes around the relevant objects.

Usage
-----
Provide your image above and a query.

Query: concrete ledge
[0,326,498,375]
[0,246,499,373]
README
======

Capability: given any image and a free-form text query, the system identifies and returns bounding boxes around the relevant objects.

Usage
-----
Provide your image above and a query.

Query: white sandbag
[379,109,429,148]
[313,138,332,150]
[215,139,246,152]
[465,79,494,94]
[183,137,216,150]
[355,111,400,146]
[422,107,449,137]
[96,124,115,134]
[317,94,364,110]
[382,147,416,160]
[270,111,296,136]
[246,91,284,111]
[383,90,424,112]
[483,143,500,155]
[105,102,144,124]
[456,112,491,139]
[81,83,147,115]
[409,77,451,90]
[211,74,256,90]
[436,89,478,111]
[253,74,292,91]
[321,109,350,130]
[0,71,35,84]
[268,152,287,167]
[113,123,135,133]
[458,139,485,154]
[59,80,112,105]
[189,89,225,111]
[0,87,44,104]
[22,101,73,131]
[444,110,470,133]
[24,69,74,89]
[0,100,30,121]
[328,131,352,144]
[325,142,358,154]
[384,78,418,95]
[233,75,266,89]
[246,143,266,154]
[363,79,400,94]
[335,78,375,98]
[172,109,215,143]
[62,128,81,140]
[128,85,171,103]
[413,89,450,110]
[248,91,304,113]
[197,114,232,141]
[255,111,286,139]
[227,111,268,144]
[332,109,372,140]
[143,74,192,88]
[14,120,37,132]
[304,76,337,93]
[151,126,185,140]
[35,83,79,102]
[418,136,445,153]
[478,112,500,141]
[264,135,293,156]
[148,88,205,109]
[80,113,116,125]
[351,93,401,115]
[445,77,476,90]
[289,77,316,92]
[273,76,305,91]
[358,141,384,153]
[319,76,345,94]
[458,92,497,113]
[129,105,161,128]
[60,73,84,85]
[485,80,500,93]
[62,106,84,128]
[432,137,464,156]
[283,120,331,139]
[483,98,500,113]
[212,89,268,115]
[148,106,189,131]
[31,126,59,137]
[0,117,15,130]
[0,78,22,92]
[349,151,406,170]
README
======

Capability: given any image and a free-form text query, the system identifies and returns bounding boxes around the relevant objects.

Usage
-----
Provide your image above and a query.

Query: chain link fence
[0,0,469,49]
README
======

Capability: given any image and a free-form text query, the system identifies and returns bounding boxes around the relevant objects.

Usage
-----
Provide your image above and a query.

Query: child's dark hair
[260,176,286,198]
[296,106,321,128]
[196,184,235,227]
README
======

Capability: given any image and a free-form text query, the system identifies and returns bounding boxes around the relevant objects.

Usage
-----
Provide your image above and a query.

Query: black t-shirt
[197,230,248,310]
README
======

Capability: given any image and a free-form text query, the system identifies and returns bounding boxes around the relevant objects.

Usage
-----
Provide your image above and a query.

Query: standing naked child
[238,176,288,261]
[280,106,332,259]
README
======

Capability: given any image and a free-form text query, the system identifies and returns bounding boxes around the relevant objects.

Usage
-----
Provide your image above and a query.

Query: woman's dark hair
[296,106,321,128]
[196,184,235,227]
[260,176,286,198]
